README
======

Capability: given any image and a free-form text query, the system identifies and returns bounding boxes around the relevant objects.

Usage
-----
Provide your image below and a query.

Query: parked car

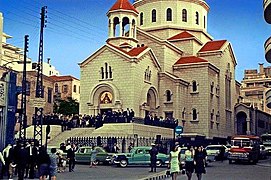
[205,145,228,161]
[260,145,268,159]
[112,146,169,168]
[75,146,113,165]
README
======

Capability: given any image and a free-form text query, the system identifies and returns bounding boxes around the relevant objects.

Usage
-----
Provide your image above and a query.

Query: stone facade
[50,75,80,102]
[79,0,238,139]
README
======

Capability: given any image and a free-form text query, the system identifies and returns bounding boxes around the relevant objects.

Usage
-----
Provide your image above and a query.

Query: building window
[211,109,214,121]
[140,12,144,25]
[55,83,59,93]
[25,81,30,96]
[196,11,199,25]
[79,86,80,94]
[216,111,220,122]
[63,85,68,93]
[73,85,76,93]
[182,108,186,120]
[47,88,52,103]
[182,9,187,22]
[192,81,198,92]
[166,90,172,102]
[144,66,151,81]
[211,82,214,94]
[166,8,172,21]
[101,63,112,79]
[204,16,206,28]
[192,109,198,120]
[216,85,220,95]
[152,9,156,22]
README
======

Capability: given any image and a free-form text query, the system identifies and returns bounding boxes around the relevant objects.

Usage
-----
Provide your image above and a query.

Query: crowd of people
[144,113,179,129]
[0,140,80,180]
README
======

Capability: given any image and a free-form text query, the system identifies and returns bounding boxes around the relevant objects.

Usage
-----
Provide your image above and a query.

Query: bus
[261,133,271,155]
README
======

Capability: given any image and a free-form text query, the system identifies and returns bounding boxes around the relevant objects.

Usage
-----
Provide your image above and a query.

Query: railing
[265,36,271,63]
[264,0,271,23]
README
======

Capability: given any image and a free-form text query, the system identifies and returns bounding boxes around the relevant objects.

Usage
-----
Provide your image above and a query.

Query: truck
[228,135,260,164]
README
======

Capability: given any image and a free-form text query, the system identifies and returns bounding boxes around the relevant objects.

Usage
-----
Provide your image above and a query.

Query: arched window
[166,8,172,21]
[196,12,199,25]
[113,17,120,37]
[152,9,156,22]
[192,81,197,92]
[182,9,187,22]
[140,12,144,25]
[166,90,171,102]
[55,83,59,93]
[192,109,197,120]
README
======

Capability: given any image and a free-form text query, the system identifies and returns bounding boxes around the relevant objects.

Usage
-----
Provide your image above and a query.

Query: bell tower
[107,0,139,48]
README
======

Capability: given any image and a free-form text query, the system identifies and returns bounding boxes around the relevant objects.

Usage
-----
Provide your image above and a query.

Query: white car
[205,145,228,160]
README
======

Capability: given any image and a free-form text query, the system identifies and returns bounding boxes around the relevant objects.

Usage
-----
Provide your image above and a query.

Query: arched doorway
[145,88,157,117]
[236,111,247,135]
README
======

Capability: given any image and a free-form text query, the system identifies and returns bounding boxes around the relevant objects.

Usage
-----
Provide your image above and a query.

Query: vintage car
[75,146,113,165]
[205,145,229,160]
[112,146,169,167]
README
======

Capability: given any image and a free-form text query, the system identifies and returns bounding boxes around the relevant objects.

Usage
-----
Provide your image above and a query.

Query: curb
[138,170,170,180]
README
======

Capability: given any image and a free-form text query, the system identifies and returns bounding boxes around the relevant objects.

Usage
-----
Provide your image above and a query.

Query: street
[56,158,271,180]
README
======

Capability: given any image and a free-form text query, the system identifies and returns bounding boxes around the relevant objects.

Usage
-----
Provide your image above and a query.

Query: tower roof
[199,40,227,52]
[168,31,195,41]
[109,0,138,13]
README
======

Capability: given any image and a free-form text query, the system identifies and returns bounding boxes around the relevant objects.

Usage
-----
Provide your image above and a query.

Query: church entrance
[236,111,248,135]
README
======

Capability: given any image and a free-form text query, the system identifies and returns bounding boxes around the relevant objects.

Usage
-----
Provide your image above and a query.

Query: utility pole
[19,35,29,140]
[34,6,47,146]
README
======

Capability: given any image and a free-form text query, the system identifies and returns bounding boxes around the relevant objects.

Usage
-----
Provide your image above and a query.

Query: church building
[79,0,238,139]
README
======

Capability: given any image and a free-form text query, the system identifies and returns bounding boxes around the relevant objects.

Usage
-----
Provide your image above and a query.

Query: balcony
[264,0,271,23]
[265,88,271,108]
[265,36,271,63]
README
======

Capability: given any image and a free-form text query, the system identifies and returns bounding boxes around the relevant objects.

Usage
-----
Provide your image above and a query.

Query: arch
[140,85,159,108]
[122,17,130,37]
[89,82,120,106]
[165,90,171,102]
[196,11,199,25]
[236,111,248,135]
[152,9,156,22]
[113,17,120,37]
[146,88,157,110]
[166,8,172,21]
[182,9,187,22]
[140,12,144,25]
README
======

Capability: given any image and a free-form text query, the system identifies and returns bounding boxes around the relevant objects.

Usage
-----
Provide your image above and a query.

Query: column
[246,119,251,135]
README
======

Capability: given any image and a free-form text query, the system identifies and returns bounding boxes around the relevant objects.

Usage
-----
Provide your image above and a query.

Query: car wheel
[120,159,128,168]
[156,160,162,167]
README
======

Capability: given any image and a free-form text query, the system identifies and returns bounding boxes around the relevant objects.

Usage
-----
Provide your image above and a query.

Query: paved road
[56,158,271,180]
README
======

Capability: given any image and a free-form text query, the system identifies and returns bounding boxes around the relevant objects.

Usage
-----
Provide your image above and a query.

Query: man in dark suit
[67,144,76,172]
[149,143,158,172]
[25,141,38,179]
[111,143,120,153]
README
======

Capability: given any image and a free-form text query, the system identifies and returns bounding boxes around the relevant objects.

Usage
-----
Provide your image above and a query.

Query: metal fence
[67,136,173,153]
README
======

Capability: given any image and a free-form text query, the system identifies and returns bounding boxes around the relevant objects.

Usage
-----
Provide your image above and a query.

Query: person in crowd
[25,141,38,179]
[56,148,65,173]
[17,142,28,180]
[2,144,12,179]
[169,145,180,180]
[37,146,50,180]
[49,148,58,180]
[0,151,5,179]
[194,146,206,180]
[111,143,120,153]
[184,146,195,180]
[89,145,97,168]
[149,143,158,173]
[67,144,76,172]
[219,147,225,162]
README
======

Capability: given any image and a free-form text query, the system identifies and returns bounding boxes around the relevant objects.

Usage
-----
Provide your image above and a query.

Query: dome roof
[109,0,138,13]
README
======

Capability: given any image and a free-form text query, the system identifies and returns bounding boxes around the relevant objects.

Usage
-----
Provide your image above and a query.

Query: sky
[0,0,270,81]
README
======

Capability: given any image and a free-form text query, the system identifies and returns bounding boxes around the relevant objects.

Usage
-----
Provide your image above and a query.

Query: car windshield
[232,140,250,147]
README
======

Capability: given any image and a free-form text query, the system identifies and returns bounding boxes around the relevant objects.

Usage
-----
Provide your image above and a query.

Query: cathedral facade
[79,0,238,139]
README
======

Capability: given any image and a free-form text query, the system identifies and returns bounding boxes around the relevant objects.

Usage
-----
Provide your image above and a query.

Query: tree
[54,97,79,115]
